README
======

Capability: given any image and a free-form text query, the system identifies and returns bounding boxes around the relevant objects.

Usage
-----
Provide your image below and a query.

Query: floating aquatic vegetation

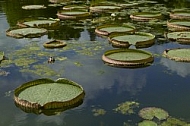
[163,48,190,62]
[89,5,122,13]
[6,27,48,38]
[138,107,169,121]
[92,108,106,116]
[102,49,154,68]
[17,18,60,29]
[95,24,135,36]
[43,39,67,48]
[113,101,139,115]
[138,120,157,126]
[117,2,139,9]
[166,31,190,44]
[170,9,190,20]
[130,12,162,21]
[62,5,89,10]
[22,5,47,10]
[0,69,9,76]
[14,78,85,115]
[0,51,5,63]
[160,117,189,126]
[167,19,190,31]
[108,32,155,48]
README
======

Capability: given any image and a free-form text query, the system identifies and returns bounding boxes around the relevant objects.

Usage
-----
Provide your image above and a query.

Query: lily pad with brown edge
[165,31,190,44]
[130,12,162,21]
[14,78,85,115]
[138,120,157,126]
[95,24,135,36]
[22,5,47,10]
[108,32,155,48]
[57,10,91,20]
[62,5,89,10]
[6,27,48,38]
[89,5,122,13]
[102,49,154,68]
[167,19,190,31]
[163,48,190,62]
[170,10,190,20]
[160,117,188,126]
[138,107,169,121]
[43,39,67,48]
[17,18,60,29]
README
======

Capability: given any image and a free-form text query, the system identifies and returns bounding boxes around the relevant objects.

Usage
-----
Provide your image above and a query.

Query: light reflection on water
[1,0,190,126]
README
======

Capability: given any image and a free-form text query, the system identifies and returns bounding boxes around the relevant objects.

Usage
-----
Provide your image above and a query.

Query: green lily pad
[138,107,169,121]
[22,5,46,10]
[62,5,89,10]
[138,120,157,126]
[89,5,121,13]
[95,24,135,36]
[108,32,155,48]
[167,19,190,31]
[163,48,190,62]
[0,51,4,61]
[14,78,85,115]
[57,11,91,19]
[43,39,67,48]
[160,117,188,126]
[102,49,154,68]
[170,9,190,20]
[166,31,190,44]
[130,12,162,21]
[6,27,47,38]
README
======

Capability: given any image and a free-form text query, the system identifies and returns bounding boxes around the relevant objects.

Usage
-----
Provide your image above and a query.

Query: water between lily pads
[1,0,190,126]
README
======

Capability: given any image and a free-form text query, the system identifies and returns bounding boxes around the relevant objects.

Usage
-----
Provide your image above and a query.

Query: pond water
[1,0,190,126]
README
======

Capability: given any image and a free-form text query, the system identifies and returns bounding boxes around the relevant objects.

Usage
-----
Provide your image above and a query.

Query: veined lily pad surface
[166,31,190,44]
[163,48,190,62]
[138,107,169,121]
[130,12,162,21]
[6,27,47,38]
[14,78,85,115]
[22,5,47,10]
[95,24,135,36]
[167,19,190,31]
[108,32,155,48]
[102,49,154,68]
[57,11,90,19]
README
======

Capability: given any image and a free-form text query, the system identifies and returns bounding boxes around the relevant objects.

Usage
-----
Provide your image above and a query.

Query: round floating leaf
[138,120,157,126]
[166,31,190,44]
[62,5,89,10]
[167,19,190,31]
[14,78,85,115]
[43,39,67,48]
[95,24,135,36]
[170,9,190,20]
[163,48,190,62]
[57,10,91,19]
[22,5,46,10]
[160,117,188,126]
[108,32,155,48]
[102,49,154,68]
[138,107,169,121]
[130,12,162,21]
[17,18,60,29]
[90,5,122,13]
[6,27,47,38]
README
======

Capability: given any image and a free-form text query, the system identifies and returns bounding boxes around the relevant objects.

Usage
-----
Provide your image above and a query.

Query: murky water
[1,0,190,126]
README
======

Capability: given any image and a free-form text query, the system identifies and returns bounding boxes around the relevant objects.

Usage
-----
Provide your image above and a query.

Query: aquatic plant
[92,108,106,116]
[138,120,157,126]
[166,31,190,44]
[43,39,67,48]
[22,5,47,10]
[160,117,189,126]
[130,12,162,21]
[167,19,190,31]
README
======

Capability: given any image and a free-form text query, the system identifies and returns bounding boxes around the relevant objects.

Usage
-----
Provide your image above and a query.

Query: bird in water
[48,57,55,63]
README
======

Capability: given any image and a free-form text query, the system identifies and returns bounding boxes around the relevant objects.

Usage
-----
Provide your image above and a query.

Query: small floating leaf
[22,5,46,10]
[138,120,157,126]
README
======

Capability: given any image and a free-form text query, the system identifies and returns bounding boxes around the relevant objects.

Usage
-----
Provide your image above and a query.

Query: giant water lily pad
[14,78,85,115]
[170,9,190,20]
[57,11,91,19]
[163,48,190,62]
[43,39,67,48]
[167,19,190,31]
[108,32,155,48]
[138,120,157,126]
[160,117,189,126]
[6,27,47,38]
[130,12,162,21]
[95,24,135,36]
[166,31,190,44]
[17,18,60,29]
[22,5,46,10]
[138,107,169,121]
[62,5,89,10]
[102,49,154,68]
[89,5,121,13]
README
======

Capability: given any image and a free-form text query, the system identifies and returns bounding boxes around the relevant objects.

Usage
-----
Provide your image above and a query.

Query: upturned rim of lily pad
[165,31,190,44]
[170,10,190,20]
[130,12,162,21]
[57,10,91,20]
[163,48,190,62]
[95,24,136,36]
[6,27,48,38]
[43,39,67,48]
[22,5,47,10]
[14,78,85,115]
[102,49,154,68]
[108,32,155,48]
[167,19,190,31]
[89,5,122,13]
[62,5,89,10]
